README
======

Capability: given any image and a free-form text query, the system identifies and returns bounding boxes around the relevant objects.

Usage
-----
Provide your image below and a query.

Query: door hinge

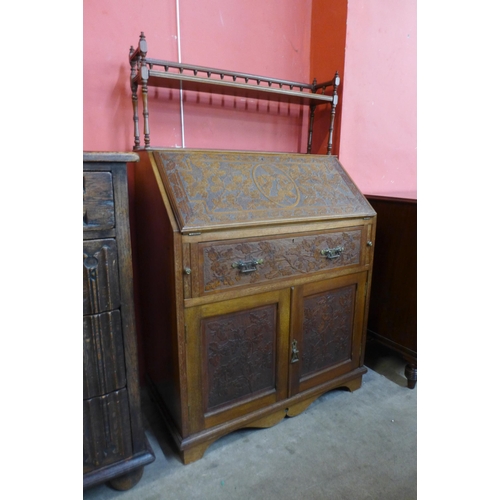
[184,324,188,343]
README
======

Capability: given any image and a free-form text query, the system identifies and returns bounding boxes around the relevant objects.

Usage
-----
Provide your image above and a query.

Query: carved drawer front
[198,228,363,295]
[83,310,127,400]
[83,172,115,231]
[83,239,120,315]
[83,388,133,474]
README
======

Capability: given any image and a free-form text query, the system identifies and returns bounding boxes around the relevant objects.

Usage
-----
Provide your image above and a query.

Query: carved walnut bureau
[132,149,376,464]
[83,152,155,490]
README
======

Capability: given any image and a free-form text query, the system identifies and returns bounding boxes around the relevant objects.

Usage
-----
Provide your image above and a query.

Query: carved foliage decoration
[155,150,375,231]
[300,285,355,377]
[203,305,277,411]
[202,230,361,292]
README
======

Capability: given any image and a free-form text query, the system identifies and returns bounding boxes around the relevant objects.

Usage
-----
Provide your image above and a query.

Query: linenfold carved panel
[83,389,133,473]
[83,239,120,315]
[300,285,355,377]
[83,310,127,400]
[201,229,362,293]
[154,150,375,232]
[202,305,277,412]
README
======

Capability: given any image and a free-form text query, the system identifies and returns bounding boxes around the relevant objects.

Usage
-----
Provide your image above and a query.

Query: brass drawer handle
[320,246,344,260]
[231,258,264,273]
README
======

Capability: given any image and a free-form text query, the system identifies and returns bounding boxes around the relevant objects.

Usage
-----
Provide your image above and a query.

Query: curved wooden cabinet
[133,149,376,464]
[83,152,155,490]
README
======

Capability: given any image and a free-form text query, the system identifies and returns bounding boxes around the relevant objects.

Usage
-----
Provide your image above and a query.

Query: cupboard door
[185,289,290,432]
[289,272,367,396]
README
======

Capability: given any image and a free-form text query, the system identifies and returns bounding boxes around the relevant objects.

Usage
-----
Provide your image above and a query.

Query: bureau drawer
[197,227,364,295]
[83,239,121,315]
[83,388,133,474]
[83,172,115,231]
[83,310,127,400]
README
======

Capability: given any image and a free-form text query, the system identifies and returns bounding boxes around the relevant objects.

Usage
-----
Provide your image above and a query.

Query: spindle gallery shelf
[129,32,340,153]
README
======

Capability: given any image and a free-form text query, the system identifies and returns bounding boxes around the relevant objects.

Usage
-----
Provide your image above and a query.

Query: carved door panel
[185,289,290,432]
[289,272,367,397]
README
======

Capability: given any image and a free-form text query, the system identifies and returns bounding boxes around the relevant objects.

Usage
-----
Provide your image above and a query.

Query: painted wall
[339,0,417,198]
[83,0,178,151]
[84,0,312,154]
[84,0,416,192]
[309,0,348,156]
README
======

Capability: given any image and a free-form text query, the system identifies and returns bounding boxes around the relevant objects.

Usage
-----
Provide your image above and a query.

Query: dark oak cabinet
[83,152,155,490]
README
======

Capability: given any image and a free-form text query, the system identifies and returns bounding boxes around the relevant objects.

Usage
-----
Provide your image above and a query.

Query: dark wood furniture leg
[108,467,145,491]
[404,363,417,389]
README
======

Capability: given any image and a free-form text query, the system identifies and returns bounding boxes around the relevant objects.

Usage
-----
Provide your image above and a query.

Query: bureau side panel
[133,152,184,433]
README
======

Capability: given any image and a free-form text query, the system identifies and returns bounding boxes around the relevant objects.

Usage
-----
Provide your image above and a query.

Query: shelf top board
[151,149,375,233]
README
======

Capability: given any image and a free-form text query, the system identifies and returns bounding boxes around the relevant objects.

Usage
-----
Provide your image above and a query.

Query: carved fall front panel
[155,150,375,231]
[201,229,361,293]
[300,285,355,378]
[202,305,277,412]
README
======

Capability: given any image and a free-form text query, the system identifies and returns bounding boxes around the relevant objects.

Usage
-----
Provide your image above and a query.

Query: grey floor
[84,344,417,500]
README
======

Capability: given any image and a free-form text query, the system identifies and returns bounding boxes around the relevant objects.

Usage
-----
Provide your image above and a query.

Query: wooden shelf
[129,32,340,153]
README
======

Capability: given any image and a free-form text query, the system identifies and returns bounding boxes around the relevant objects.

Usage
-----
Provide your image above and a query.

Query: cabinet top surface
[152,150,375,233]
[83,152,139,164]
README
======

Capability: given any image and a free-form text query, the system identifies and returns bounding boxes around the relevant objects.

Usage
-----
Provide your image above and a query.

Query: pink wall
[340,0,417,198]
[83,0,179,151]
[84,0,312,153]
[84,0,416,196]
